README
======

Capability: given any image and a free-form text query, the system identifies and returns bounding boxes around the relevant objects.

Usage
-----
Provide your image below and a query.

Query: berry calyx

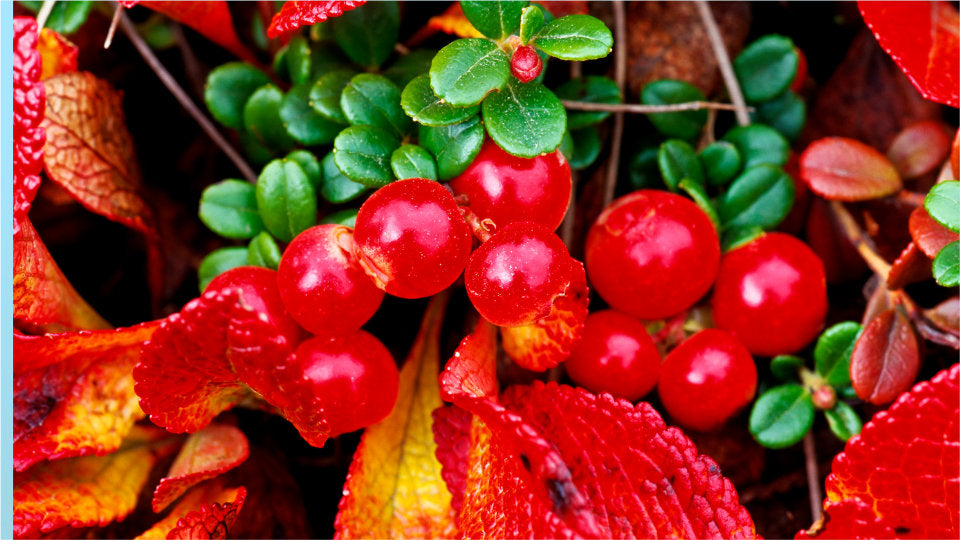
[465,221,572,327]
[353,178,473,299]
[278,224,384,337]
[449,139,571,232]
[206,266,302,346]
[711,232,827,356]
[585,190,721,320]
[510,45,542,83]
[657,329,757,432]
[566,310,661,402]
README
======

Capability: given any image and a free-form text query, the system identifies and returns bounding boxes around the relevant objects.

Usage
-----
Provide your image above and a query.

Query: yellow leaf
[427,4,483,39]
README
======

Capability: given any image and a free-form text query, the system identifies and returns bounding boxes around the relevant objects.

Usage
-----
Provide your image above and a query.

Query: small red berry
[465,221,572,327]
[585,190,720,320]
[278,224,384,337]
[510,45,542,83]
[657,329,757,432]
[711,232,828,356]
[354,178,473,299]
[449,140,571,231]
[566,310,661,401]
[206,266,302,346]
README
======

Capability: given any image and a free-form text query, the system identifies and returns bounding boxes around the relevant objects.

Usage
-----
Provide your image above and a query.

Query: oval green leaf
[309,69,357,125]
[933,240,960,287]
[519,4,545,44]
[285,35,312,86]
[320,151,367,203]
[533,14,613,60]
[925,181,960,232]
[331,1,399,69]
[770,355,805,381]
[824,401,862,442]
[568,127,601,170]
[256,159,318,243]
[719,164,795,231]
[641,79,709,140]
[391,144,438,180]
[734,34,799,103]
[198,247,249,293]
[555,75,621,130]
[722,225,764,252]
[430,38,510,107]
[244,84,296,153]
[199,179,263,239]
[722,124,790,169]
[419,116,485,180]
[678,178,720,229]
[461,0,527,41]
[699,141,742,186]
[658,139,703,191]
[333,125,400,187]
[341,73,410,138]
[629,148,662,190]
[482,79,566,158]
[814,321,863,387]
[752,89,806,142]
[247,231,282,270]
[284,150,322,189]
[205,63,272,130]
[280,83,342,146]
[383,49,436,88]
[401,74,479,126]
[749,384,815,449]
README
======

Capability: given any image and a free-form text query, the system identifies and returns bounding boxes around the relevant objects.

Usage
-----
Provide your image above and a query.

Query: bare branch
[602,1,627,209]
[829,201,893,281]
[103,3,122,49]
[562,99,750,114]
[803,432,823,523]
[695,1,750,126]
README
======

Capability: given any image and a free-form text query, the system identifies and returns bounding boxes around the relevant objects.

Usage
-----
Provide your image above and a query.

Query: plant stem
[828,201,892,281]
[103,3,122,49]
[803,432,823,522]
[562,100,750,114]
[116,9,258,183]
[36,0,56,29]
[695,1,750,126]
[602,0,627,209]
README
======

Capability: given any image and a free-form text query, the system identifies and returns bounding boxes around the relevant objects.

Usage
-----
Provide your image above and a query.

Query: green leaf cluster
[925,181,960,287]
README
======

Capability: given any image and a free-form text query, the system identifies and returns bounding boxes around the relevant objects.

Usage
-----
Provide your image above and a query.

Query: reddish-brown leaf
[121,1,256,63]
[886,241,931,290]
[37,28,77,81]
[924,296,959,337]
[859,1,960,108]
[267,1,366,39]
[886,120,953,180]
[166,486,247,540]
[13,17,45,235]
[138,480,246,540]
[909,206,959,258]
[799,137,902,201]
[850,308,920,404]
[152,424,249,513]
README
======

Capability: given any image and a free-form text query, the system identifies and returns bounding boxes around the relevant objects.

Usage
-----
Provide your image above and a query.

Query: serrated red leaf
[37,28,77,81]
[851,308,920,404]
[859,1,960,108]
[797,498,896,539]
[13,17,45,235]
[431,404,473,514]
[886,120,953,179]
[122,1,255,63]
[909,206,959,258]
[152,424,249,513]
[138,480,245,540]
[267,1,366,39]
[440,318,499,401]
[799,137,903,201]
[166,486,247,540]
[886,241,932,290]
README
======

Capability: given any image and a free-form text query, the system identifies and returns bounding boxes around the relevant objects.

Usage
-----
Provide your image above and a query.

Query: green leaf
[419,117,485,180]
[641,79,708,140]
[284,150,322,189]
[460,0,527,40]
[240,132,275,166]
[721,225,764,252]
[198,247,249,293]
[482,79,566,158]
[20,0,91,34]
[658,139,703,191]
[699,141,742,186]
[401,74,480,126]
[320,208,359,228]
[933,240,960,287]
[752,90,806,142]
[383,49,436,87]
[722,124,790,169]
[256,160,318,243]
[244,85,296,153]
[341,73,411,138]
[391,145,438,180]
[430,39,510,107]
[204,63,272,130]
[749,384,815,449]
[519,4,545,44]
[814,321,863,388]
[925,181,960,232]
[331,1,399,68]
[273,44,290,82]
[199,180,263,239]
[555,76,621,130]
[567,127,601,170]
[280,83,342,146]
[629,148,662,190]
[285,35,312,86]
[247,232,282,270]
[824,401,862,442]
[333,125,399,187]
[719,164,795,231]
[678,178,720,229]
[320,151,367,203]
[309,69,357,125]
[309,42,352,79]
[770,355,805,381]
[533,14,613,60]
[734,34,799,103]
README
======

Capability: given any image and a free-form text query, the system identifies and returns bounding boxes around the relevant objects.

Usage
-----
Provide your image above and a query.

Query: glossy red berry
[566,310,661,401]
[585,190,720,320]
[291,331,399,436]
[465,222,572,327]
[206,266,302,346]
[510,45,542,83]
[711,232,828,356]
[657,329,757,432]
[354,178,473,299]
[278,224,384,337]
[449,140,571,231]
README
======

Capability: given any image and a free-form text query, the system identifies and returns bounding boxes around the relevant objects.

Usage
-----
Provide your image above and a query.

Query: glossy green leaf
[240,132,275,166]
[284,150,322,189]
[383,49,436,87]
[320,208,359,228]
[567,127,601,170]
[558,130,575,162]
[734,34,799,103]
[519,4,545,44]
[20,0,91,34]
[390,145,438,180]
[824,401,862,441]
[247,231,282,270]
[749,384,815,449]
[752,90,806,142]
[460,0,527,40]
[309,42,352,79]
[641,79,709,140]
[533,14,613,60]
[770,355,805,381]
[482,79,565,158]
[198,247,249,292]
[286,35,312,86]
[333,125,399,187]
[721,225,764,252]
[699,141,742,186]
[430,39,510,107]
[629,148,662,190]
[310,69,357,125]
[555,76,621,130]
[933,240,960,287]
[199,179,263,239]
[925,181,960,232]
[341,73,411,138]
[719,164,795,231]
[244,85,296,153]
[331,1,399,68]
[401,74,479,126]
[678,178,720,229]
[272,45,290,82]
[320,151,367,203]
[204,63,272,130]
[722,124,790,169]
[419,116,485,180]
[256,160,318,243]
[657,139,703,191]
[280,83,341,146]
[814,321,863,388]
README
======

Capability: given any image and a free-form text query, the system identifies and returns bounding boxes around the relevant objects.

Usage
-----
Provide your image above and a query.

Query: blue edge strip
[3,1,15,537]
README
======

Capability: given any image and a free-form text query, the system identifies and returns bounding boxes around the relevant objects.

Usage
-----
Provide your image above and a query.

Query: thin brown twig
[562,99,751,114]
[602,1,627,209]
[695,1,750,126]
[103,3,122,49]
[828,200,892,281]
[803,432,823,522]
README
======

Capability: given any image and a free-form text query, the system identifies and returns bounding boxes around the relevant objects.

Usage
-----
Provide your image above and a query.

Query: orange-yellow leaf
[138,480,247,540]
[427,3,483,39]
[37,28,77,80]
[335,293,458,539]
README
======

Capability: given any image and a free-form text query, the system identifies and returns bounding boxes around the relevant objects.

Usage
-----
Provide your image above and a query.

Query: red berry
[449,140,571,231]
[465,221,572,327]
[711,232,827,356]
[354,178,473,299]
[657,329,757,431]
[566,310,661,401]
[206,266,302,346]
[510,45,542,83]
[585,190,720,320]
[290,331,399,436]
[278,224,384,337]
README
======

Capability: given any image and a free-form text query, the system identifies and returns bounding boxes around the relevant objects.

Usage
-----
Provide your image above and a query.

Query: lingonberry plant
[11,1,960,539]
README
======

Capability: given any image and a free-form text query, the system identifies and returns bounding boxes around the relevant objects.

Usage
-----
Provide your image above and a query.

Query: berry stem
[696,1,750,126]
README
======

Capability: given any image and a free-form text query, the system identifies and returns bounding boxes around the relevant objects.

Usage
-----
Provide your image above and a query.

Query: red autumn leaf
[267,1,366,39]
[886,241,931,290]
[166,486,247,540]
[121,1,256,63]
[886,120,953,180]
[799,137,903,201]
[859,1,960,108]
[13,17,45,235]
[37,28,77,81]
[138,480,246,540]
[431,404,473,514]
[152,424,249,513]
[13,321,159,472]
[925,296,959,337]
[951,128,960,179]
[799,363,959,539]
[850,308,921,404]
[909,206,959,258]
